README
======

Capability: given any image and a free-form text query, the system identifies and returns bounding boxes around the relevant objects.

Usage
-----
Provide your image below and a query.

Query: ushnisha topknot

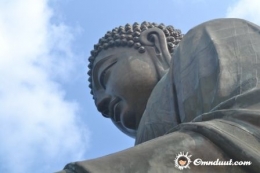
[88,21,183,95]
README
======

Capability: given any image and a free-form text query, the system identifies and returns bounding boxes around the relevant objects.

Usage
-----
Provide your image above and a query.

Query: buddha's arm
[56,129,247,173]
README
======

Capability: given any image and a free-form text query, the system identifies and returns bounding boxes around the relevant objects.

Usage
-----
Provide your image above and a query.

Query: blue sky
[0,0,260,172]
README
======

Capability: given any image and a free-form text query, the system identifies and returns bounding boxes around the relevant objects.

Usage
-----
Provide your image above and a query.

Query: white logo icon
[174,152,192,170]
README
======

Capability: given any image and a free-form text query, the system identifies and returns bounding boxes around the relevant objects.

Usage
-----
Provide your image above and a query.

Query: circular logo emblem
[174,152,192,170]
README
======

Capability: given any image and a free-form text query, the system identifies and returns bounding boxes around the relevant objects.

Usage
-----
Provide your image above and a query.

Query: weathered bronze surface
[58,19,260,173]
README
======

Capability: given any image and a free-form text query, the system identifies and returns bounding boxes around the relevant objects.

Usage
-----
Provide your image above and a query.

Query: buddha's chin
[112,120,136,138]
[121,109,138,129]
[112,111,137,138]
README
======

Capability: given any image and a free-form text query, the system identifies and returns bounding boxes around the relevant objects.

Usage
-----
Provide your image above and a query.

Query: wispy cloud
[0,0,89,173]
[226,0,260,24]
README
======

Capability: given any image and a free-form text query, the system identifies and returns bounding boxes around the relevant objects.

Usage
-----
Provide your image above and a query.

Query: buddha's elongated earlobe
[139,28,172,70]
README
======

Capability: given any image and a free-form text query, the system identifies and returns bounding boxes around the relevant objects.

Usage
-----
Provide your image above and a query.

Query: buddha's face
[92,47,159,137]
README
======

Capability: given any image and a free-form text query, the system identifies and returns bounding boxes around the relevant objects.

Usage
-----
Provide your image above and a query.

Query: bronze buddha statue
[58,18,260,173]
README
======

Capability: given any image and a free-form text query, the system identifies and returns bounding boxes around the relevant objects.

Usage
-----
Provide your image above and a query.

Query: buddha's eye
[100,61,117,89]
[100,70,108,89]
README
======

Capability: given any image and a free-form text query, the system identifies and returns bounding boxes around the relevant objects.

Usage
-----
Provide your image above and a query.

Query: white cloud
[226,0,260,24]
[0,0,89,173]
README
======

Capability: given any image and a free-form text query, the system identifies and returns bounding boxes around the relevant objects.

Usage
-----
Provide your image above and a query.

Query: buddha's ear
[139,27,171,67]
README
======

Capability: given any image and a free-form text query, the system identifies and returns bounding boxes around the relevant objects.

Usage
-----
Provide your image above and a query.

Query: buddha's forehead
[93,47,139,67]
[93,47,140,68]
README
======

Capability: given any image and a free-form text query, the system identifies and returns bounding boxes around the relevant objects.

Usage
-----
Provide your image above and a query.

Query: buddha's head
[88,22,183,138]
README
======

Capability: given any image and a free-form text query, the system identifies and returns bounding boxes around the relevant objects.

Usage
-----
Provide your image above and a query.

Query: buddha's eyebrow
[99,61,117,89]
[93,55,117,89]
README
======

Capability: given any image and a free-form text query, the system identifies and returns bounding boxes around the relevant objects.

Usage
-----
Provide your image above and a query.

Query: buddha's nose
[95,94,111,118]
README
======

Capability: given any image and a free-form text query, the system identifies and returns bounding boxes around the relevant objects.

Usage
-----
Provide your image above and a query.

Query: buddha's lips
[109,97,120,121]
[113,102,120,122]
